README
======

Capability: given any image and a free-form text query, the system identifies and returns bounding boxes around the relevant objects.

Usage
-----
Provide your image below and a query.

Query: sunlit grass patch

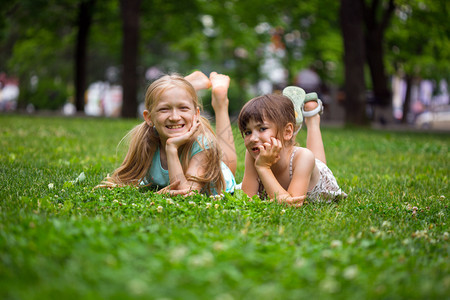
[0,115,449,299]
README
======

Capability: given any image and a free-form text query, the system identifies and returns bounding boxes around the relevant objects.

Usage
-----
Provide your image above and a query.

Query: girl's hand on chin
[166,115,200,150]
[255,137,282,168]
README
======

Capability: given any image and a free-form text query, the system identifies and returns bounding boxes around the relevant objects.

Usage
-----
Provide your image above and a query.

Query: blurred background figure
[295,65,321,94]
[0,73,19,112]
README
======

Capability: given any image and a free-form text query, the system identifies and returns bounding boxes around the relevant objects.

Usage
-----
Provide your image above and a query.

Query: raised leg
[210,72,237,175]
[304,101,326,164]
[185,71,211,91]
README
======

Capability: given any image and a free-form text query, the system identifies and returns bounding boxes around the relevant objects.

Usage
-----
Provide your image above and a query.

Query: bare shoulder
[292,147,315,171]
[294,147,315,161]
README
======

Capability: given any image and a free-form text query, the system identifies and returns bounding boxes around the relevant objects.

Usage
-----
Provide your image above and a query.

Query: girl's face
[243,119,278,159]
[147,87,199,142]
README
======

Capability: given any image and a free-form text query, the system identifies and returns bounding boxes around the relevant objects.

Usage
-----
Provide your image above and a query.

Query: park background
[0,0,449,128]
[0,0,449,299]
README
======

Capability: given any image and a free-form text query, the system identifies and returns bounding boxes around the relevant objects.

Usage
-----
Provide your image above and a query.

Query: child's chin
[248,150,260,158]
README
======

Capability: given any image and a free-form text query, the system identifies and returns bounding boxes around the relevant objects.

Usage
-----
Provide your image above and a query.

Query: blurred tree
[75,0,96,112]
[120,0,141,118]
[2,1,76,109]
[340,0,369,125]
[1,0,99,112]
[1,0,447,123]
[363,0,395,109]
[362,0,396,125]
[386,0,450,123]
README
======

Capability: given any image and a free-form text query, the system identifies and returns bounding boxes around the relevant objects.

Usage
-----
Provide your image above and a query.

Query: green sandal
[282,86,305,133]
[302,92,323,117]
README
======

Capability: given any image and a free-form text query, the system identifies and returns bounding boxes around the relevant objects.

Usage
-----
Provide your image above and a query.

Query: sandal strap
[302,99,323,117]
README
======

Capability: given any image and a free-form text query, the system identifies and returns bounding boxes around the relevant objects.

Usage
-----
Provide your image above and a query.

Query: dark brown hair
[238,94,298,143]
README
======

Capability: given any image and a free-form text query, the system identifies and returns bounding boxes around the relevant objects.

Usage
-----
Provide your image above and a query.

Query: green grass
[0,114,449,300]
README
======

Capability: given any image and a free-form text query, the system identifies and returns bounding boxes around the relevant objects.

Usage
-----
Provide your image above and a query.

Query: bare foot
[304,101,321,127]
[185,71,211,91]
[210,72,230,112]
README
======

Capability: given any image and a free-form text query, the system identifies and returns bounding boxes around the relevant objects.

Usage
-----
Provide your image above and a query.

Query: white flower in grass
[320,278,340,293]
[166,198,174,205]
[76,172,86,182]
[330,240,342,248]
[170,246,188,263]
[214,204,220,209]
[213,241,226,251]
[156,205,163,213]
[48,183,54,189]
[210,194,223,201]
[205,202,211,209]
[188,252,214,268]
[189,201,196,206]
[382,221,391,228]
[402,238,411,245]
[280,209,286,215]
[343,265,359,280]
[294,257,306,268]
[127,278,146,296]
[322,249,333,258]
[347,236,356,244]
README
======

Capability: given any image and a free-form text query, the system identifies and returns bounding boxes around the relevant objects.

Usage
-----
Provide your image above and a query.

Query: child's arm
[241,150,260,197]
[165,116,201,191]
[287,148,316,198]
[254,138,307,206]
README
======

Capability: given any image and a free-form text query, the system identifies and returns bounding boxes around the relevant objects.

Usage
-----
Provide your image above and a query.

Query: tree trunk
[401,75,412,124]
[365,30,391,106]
[362,0,395,123]
[340,0,368,125]
[74,0,96,113]
[120,0,141,118]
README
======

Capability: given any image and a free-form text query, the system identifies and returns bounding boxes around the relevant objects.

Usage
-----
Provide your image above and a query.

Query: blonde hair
[100,74,225,193]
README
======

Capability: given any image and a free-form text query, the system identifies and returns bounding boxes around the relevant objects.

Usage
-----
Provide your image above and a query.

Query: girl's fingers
[280,195,306,206]
[168,189,192,196]
[271,137,282,150]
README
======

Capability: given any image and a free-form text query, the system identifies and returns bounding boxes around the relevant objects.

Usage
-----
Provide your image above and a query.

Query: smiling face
[238,95,297,155]
[243,119,279,158]
[145,86,199,143]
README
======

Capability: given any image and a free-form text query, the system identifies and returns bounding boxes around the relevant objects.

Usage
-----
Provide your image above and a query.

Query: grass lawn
[0,114,449,299]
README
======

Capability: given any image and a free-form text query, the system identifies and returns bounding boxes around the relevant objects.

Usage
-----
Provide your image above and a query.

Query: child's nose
[169,109,181,120]
[249,132,258,141]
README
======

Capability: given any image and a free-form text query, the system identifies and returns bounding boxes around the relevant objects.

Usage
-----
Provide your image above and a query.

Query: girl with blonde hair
[101,71,236,195]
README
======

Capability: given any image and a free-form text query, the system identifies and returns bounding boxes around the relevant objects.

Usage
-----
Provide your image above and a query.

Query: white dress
[305,158,347,202]
[290,147,347,202]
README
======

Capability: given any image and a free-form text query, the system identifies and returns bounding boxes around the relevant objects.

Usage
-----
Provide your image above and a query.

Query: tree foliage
[0,0,447,123]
